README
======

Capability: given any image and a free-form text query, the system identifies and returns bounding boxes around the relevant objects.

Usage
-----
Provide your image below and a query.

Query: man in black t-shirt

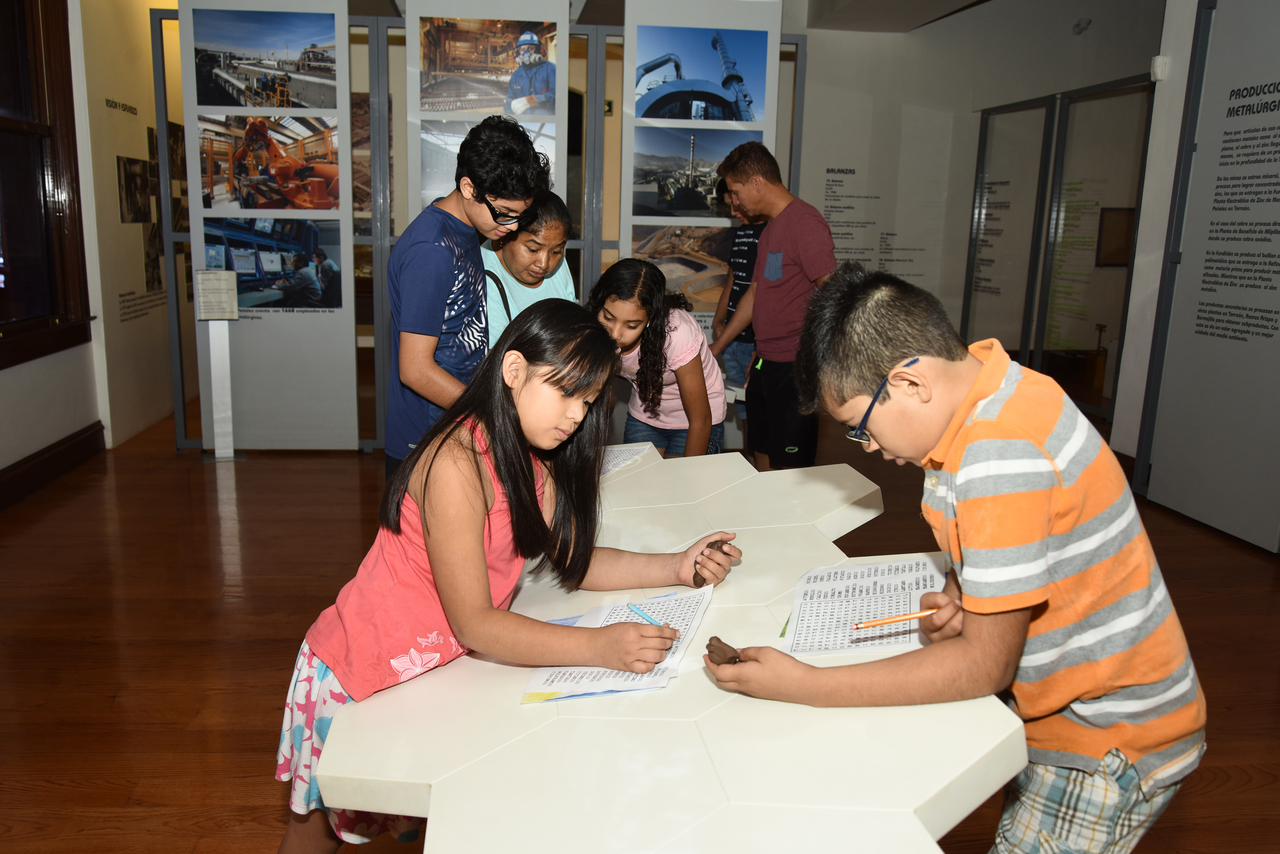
[710,178,766,427]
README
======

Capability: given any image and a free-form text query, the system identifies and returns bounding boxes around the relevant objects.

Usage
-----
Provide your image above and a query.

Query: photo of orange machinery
[199,114,340,211]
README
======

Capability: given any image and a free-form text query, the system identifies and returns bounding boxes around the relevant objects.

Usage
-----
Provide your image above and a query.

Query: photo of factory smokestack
[633,126,762,217]
[419,18,557,115]
[635,26,767,121]
[191,9,337,110]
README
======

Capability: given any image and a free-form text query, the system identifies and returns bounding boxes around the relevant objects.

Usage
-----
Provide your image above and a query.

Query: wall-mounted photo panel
[635,25,768,122]
[191,9,337,109]
[421,118,555,208]
[419,18,557,116]
[622,0,781,293]
[144,224,164,293]
[198,114,341,211]
[117,156,153,224]
[405,0,569,222]
[204,217,342,310]
[181,0,355,451]
[633,126,761,217]
[633,225,735,316]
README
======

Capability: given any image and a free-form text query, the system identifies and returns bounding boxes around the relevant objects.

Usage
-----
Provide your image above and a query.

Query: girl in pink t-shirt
[588,259,727,457]
[275,300,739,852]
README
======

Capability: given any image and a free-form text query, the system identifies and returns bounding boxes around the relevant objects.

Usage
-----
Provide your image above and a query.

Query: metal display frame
[1133,0,1217,496]
[961,75,1155,422]
[959,95,1058,357]
[350,15,402,453]
[1032,76,1153,423]
[151,9,199,452]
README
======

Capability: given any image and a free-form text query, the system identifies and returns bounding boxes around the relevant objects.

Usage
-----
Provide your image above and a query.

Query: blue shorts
[624,413,724,457]
[720,340,753,422]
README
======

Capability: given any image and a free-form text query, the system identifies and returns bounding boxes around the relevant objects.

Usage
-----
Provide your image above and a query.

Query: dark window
[0,0,91,370]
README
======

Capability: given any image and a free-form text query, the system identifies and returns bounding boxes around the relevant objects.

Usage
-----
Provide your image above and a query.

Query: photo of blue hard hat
[517,31,540,47]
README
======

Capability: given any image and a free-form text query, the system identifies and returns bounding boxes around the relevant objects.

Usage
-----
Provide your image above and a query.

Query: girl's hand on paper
[704,646,817,704]
[598,622,679,673]
[919,591,964,643]
[678,532,739,588]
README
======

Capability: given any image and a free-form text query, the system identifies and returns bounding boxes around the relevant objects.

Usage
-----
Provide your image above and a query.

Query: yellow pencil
[852,608,938,631]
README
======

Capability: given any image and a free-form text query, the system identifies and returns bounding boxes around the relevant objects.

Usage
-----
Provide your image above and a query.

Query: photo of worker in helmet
[506,30,556,116]
[420,19,556,115]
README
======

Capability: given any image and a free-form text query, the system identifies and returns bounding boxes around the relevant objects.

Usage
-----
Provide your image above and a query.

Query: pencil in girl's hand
[852,608,939,631]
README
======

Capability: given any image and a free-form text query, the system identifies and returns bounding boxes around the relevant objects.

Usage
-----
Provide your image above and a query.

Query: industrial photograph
[198,115,340,212]
[419,18,557,115]
[420,118,555,207]
[204,217,342,310]
[116,155,154,224]
[191,9,337,109]
[635,25,767,121]
[633,125,761,217]
[632,224,735,315]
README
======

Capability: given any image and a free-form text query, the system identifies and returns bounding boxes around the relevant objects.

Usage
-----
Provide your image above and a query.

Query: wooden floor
[1,413,1276,852]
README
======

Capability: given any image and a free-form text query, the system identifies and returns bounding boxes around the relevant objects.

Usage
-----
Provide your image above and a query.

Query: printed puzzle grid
[603,595,703,662]
[789,558,943,655]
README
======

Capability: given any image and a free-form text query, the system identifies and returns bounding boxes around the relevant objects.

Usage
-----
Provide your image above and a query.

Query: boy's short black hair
[313,248,327,261]
[796,262,969,414]
[455,115,551,202]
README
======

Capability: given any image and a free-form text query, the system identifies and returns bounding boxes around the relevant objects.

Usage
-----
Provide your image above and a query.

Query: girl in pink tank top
[276,300,741,852]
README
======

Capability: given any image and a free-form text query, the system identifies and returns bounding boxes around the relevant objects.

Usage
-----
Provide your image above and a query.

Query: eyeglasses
[478,194,523,226]
[846,357,920,444]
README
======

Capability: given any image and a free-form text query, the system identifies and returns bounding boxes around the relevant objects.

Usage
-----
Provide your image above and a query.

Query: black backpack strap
[484,270,512,321]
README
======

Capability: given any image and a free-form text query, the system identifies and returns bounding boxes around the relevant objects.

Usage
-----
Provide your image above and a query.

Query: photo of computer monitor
[229,248,257,274]
[259,250,283,273]
[205,244,226,270]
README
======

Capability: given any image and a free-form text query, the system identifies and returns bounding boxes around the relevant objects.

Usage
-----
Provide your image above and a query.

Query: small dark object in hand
[692,539,730,588]
[706,636,740,665]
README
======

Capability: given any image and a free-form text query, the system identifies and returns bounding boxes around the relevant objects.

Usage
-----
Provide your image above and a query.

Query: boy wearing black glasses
[706,262,1206,854]
[385,116,550,480]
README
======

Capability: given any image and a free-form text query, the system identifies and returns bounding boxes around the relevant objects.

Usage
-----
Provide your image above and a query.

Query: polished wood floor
[1,413,1276,852]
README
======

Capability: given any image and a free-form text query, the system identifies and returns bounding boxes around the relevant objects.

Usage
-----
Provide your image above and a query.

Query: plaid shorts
[992,750,1181,854]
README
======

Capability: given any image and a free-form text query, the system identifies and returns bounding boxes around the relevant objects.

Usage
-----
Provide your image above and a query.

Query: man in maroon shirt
[717,142,836,470]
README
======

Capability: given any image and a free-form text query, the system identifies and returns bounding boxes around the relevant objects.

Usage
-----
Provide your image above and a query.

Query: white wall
[786,0,1167,453]
[70,0,180,449]
[0,346,99,470]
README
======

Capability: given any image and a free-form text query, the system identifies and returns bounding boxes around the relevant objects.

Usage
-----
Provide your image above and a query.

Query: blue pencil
[628,603,662,625]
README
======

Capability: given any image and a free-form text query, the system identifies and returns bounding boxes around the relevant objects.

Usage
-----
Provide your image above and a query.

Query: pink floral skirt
[276,640,424,844]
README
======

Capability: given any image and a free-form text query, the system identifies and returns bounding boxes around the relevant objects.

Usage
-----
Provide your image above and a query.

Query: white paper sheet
[602,444,650,477]
[786,553,949,656]
[521,586,713,703]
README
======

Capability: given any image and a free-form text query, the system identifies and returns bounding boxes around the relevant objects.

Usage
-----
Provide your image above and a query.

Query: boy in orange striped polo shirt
[705,264,1206,853]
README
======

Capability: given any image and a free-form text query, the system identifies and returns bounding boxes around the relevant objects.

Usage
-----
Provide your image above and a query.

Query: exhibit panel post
[179,0,358,450]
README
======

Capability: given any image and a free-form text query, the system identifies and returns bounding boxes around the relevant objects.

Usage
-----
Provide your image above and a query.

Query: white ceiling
[575,0,993,31]
[807,0,990,32]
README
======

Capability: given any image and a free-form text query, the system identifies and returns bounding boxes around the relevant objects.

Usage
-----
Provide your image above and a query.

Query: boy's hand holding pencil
[917,591,964,643]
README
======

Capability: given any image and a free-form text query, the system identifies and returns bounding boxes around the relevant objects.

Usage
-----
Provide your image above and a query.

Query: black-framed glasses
[846,357,920,444]
[478,194,523,226]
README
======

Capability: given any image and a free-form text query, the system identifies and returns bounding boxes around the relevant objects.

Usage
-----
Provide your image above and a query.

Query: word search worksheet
[787,553,949,655]
[521,586,713,703]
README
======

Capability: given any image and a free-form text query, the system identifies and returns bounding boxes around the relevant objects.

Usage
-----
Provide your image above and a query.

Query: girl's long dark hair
[379,299,620,590]
[586,258,692,418]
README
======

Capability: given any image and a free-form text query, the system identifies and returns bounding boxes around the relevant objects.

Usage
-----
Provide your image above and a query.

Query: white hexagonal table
[316,451,1025,853]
